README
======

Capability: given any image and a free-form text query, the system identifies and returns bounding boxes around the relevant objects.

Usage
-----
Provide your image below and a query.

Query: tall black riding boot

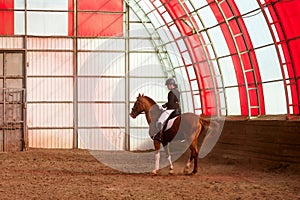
[156,122,163,142]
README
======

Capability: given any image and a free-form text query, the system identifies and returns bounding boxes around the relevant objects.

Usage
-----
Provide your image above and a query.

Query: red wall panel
[209,1,265,116]
[68,0,123,36]
[265,0,300,114]
[160,0,219,115]
[0,0,14,35]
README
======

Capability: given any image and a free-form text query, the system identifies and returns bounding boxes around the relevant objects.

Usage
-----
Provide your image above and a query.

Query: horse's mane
[143,95,157,106]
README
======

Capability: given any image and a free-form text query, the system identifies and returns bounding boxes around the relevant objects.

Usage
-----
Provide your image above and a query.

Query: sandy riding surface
[0,149,299,199]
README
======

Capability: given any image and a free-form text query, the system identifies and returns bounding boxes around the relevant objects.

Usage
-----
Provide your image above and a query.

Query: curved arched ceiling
[126,0,300,118]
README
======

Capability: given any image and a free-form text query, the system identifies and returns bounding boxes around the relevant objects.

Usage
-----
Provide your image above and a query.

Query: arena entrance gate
[0,52,26,152]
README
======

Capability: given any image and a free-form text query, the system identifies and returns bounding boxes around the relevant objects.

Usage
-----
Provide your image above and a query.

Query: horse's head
[130,93,147,118]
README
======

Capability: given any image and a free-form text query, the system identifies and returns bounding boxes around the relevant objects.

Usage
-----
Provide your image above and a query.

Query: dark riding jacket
[162,88,181,116]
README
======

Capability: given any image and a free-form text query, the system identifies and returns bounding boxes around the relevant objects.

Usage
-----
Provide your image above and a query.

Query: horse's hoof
[184,168,190,174]
[152,170,158,175]
[169,169,174,175]
[191,170,197,175]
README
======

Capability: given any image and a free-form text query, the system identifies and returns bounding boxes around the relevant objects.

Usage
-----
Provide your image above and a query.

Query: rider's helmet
[165,78,176,86]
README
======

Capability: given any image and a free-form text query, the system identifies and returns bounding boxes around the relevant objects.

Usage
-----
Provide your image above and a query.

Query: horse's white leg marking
[152,150,160,174]
[184,159,191,173]
[186,160,191,168]
[166,144,174,170]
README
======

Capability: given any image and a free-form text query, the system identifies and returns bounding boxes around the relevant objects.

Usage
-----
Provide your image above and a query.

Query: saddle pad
[165,116,179,131]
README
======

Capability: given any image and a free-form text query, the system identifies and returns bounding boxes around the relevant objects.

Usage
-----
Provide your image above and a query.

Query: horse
[130,93,217,175]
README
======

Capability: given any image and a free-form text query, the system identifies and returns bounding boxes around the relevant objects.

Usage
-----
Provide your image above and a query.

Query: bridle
[131,100,145,117]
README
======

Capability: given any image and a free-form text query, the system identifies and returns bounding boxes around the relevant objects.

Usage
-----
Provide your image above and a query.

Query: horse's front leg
[165,143,174,174]
[152,140,161,175]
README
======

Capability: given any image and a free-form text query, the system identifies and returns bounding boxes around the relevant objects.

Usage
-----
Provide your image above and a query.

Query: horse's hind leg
[188,136,200,175]
[192,148,199,174]
[184,153,193,174]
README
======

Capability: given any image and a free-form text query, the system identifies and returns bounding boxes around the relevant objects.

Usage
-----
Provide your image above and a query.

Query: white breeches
[156,109,174,130]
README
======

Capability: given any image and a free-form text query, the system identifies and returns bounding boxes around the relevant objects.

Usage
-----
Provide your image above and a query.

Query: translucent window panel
[27,103,73,127]
[192,0,208,8]
[243,12,273,48]
[78,38,125,51]
[263,81,287,114]
[27,12,68,36]
[129,8,140,21]
[212,60,222,79]
[129,53,165,77]
[78,52,125,76]
[193,15,204,31]
[219,57,238,87]
[27,52,73,76]
[139,0,154,14]
[27,78,73,101]
[78,77,125,102]
[27,0,68,10]
[234,0,259,15]
[177,38,187,52]
[206,44,216,59]
[78,103,126,127]
[183,1,193,13]
[15,0,25,9]
[157,27,174,44]
[174,66,190,87]
[147,11,165,29]
[182,51,192,65]
[193,94,201,111]
[169,24,181,39]
[219,92,227,115]
[207,26,230,57]
[129,77,167,102]
[129,24,151,38]
[165,42,184,67]
[162,11,173,24]
[225,87,241,115]
[130,39,154,51]
[197,6,218,28]
[179,90,194,113]
[14,11,25,35]
[255,45,282,82]
[187,65,196,80]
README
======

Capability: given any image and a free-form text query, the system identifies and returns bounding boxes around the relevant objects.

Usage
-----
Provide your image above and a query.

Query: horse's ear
[142,93,144,97]
[138,93,141,97]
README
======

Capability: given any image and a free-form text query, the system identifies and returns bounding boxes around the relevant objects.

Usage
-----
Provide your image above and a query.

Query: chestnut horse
[130,94,216,175]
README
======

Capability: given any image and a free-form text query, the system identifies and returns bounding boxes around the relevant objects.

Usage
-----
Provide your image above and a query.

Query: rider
[155,78,181,141]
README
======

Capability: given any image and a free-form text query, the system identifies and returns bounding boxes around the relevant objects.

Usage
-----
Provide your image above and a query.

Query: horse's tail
[197,117,221,158]
[199,116,219,134]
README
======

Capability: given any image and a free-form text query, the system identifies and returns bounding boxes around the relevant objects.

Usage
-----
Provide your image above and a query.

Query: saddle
[162,109,181,132]
[149,109,181,141]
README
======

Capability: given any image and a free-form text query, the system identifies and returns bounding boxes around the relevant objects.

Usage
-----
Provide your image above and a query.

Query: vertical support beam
[125,3,130,151]
[23,0,28,151]
[73,0,78,149]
